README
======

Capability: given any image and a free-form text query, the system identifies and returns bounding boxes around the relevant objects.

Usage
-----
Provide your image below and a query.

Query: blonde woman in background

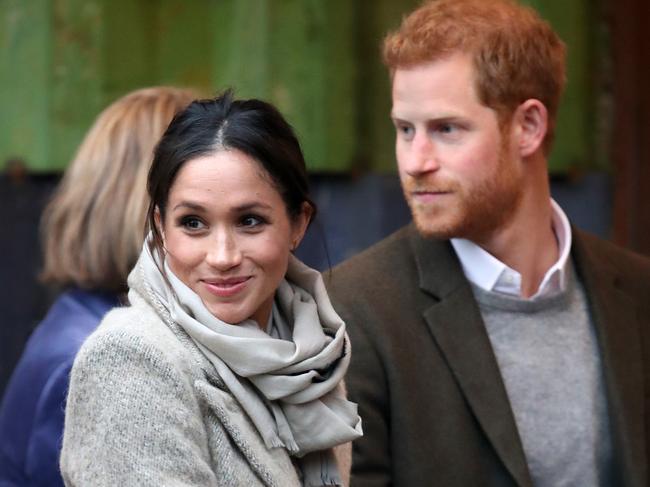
[0,87,195,487]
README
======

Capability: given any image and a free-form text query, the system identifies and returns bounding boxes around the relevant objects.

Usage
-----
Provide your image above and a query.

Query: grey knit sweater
[60,265,351,486]
[472,266,613,486]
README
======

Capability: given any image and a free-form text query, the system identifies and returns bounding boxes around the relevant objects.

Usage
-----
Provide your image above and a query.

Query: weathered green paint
[50,0,104,172]
[0,0,599,174]
[1,0,104,172]
[102,0,156,101]
[523,0,593,173]
[154,0,214,93]
[212,0,356,171]
[0,0,51,171]
[355,0,420,173]
[212,0,271,97]
[271,0,355,172]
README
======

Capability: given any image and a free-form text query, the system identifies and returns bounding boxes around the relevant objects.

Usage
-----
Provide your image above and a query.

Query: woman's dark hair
[146,90,317,257]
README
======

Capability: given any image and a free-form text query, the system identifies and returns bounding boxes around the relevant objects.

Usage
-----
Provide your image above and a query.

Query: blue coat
[0,289,119,486]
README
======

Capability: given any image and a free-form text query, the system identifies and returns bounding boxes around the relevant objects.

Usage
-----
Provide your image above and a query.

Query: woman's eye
[181,216,205,231]
[240,215,266,228]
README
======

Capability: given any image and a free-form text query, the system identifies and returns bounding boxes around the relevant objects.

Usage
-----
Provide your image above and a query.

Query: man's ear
[290,202,313,251]
[513,99,548,158]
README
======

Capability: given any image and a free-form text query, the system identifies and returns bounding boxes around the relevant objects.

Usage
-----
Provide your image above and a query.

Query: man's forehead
[390,55,488,115]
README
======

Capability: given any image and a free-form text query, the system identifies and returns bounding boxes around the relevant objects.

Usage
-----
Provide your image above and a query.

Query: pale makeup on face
[158,149,309,327]
[391,52,523,242]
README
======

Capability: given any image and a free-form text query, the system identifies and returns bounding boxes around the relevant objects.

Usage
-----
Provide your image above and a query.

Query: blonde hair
[383,0,566,153]
[40,86,196,292]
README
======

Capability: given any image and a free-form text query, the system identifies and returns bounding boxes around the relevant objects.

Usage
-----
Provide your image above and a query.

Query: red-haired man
[329,1,650,486]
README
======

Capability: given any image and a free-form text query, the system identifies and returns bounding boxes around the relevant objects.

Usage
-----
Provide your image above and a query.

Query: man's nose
[402,133,440,177]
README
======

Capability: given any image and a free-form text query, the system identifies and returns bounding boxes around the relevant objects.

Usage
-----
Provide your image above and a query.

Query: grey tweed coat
[60,268,351,487]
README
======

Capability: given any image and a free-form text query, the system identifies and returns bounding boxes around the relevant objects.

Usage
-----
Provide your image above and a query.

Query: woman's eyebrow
[233,202,273,212]
[171,201,207,212]
[171,201,274,212]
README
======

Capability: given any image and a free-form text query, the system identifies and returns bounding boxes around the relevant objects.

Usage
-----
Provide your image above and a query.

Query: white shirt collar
[450,199,572,299]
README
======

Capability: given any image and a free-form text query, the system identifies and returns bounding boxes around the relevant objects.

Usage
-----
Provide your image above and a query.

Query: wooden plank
[611,0,650,253]
[268,0,355,172]
[212,0,356,172]
[0,0,50,172]
[154,0,213,95]
[101,0,156,102]
[212,0,271,97]
[535,0,590,173]
[49,0,104,171]
[356,0,420,173]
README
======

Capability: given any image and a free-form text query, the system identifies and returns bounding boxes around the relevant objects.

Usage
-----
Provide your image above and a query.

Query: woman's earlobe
[153,208,166,247]
[290,228,304,252]
[291,202,313,251]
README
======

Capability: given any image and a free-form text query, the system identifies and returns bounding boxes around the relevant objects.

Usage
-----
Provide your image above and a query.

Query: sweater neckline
[469,260,577,313]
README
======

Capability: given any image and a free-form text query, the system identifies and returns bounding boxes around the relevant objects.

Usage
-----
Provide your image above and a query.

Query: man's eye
[396,124,414,139]
[438,123,455,134]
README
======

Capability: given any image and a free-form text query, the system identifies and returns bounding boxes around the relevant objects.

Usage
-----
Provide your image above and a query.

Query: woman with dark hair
[60,91,362,486]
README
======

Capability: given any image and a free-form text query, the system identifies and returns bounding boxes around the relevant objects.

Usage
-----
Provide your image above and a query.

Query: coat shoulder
[70,299,207,412]
[327,225,416,292]
[82,299,189,364]
[574,229,650,286]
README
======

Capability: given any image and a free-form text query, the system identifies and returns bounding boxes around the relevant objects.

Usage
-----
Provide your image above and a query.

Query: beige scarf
[132,241,362,486]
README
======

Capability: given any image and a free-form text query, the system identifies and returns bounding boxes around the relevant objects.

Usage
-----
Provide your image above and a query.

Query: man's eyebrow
[391,114,465,123]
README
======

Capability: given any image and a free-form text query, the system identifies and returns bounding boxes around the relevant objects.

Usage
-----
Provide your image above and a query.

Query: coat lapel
[572,229,646,486]
[410,230,533,487]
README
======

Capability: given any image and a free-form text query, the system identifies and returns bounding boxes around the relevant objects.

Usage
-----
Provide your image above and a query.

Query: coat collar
[571,228,646,486]
[409,227,534,487]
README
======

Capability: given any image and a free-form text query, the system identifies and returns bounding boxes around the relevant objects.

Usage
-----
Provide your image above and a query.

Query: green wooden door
[0,0,600,175]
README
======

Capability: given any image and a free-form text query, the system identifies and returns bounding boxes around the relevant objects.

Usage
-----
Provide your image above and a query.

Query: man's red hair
[384,0,566,153]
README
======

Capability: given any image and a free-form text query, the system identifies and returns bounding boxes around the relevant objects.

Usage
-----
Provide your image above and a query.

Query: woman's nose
[205,230,242,270]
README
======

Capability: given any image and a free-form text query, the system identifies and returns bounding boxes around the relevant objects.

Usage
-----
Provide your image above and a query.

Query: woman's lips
[202,277,251,297]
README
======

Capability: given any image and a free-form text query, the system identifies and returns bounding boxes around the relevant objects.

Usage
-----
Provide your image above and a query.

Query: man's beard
[403,148,523,242]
